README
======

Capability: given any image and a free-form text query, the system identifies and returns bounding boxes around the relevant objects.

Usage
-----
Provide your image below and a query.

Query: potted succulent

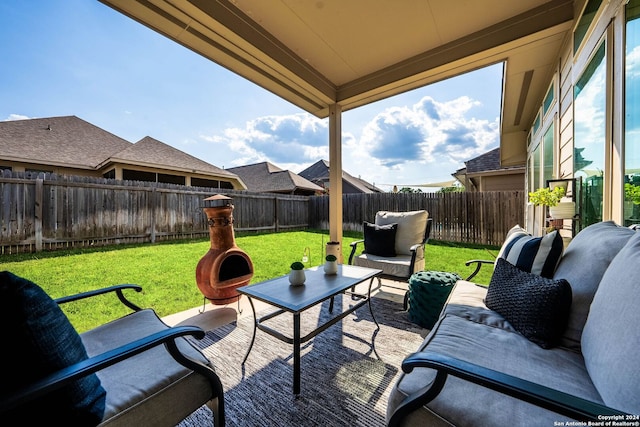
[323,254,338,275]
[289,261,306,286]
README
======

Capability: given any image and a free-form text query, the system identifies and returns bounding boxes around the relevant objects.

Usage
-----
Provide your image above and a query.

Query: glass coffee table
[237,264,382,395]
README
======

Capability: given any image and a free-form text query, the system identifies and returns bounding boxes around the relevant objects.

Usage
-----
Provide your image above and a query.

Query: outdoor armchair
[349,210,431,308]
[0,272,224,426]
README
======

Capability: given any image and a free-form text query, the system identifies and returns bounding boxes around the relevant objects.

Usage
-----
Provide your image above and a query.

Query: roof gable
[110,136,236,177]
[0,116,132,169]
[298,159,382,193]
[228,161,322,193]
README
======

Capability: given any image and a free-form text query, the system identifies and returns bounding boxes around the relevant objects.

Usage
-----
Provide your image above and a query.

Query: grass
[0,230,498,332]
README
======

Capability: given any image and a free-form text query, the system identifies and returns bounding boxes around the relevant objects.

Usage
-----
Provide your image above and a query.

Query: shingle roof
[0,116,239,180]
[111,136,236,177]
[464,147,522,174]
[227,162,322,193]
[298,160,383,193]
[0,116,132,169]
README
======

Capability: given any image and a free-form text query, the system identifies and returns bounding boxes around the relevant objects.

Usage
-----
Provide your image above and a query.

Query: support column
[329,104,343,262]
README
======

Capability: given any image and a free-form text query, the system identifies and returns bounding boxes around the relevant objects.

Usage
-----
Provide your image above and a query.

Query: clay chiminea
[196,195,254,305]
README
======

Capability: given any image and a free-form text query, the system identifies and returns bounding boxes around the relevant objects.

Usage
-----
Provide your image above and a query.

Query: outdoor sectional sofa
[387,221,640,426]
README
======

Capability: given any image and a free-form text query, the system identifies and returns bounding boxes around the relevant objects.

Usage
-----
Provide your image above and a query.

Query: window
[574,42,606,230]
[543,124,555,185]
[543,83,555,117]
[574,0,603,53]
[624,0,640,224]
[533,112,541,136]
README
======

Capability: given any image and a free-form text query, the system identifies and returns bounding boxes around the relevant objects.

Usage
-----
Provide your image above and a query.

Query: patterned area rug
[180,294,426,427]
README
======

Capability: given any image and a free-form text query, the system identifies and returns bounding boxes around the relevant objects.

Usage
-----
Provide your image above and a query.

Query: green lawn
[0,230,497,332]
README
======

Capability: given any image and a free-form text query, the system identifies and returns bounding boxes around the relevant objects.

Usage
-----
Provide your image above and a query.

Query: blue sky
[1,1,503,191]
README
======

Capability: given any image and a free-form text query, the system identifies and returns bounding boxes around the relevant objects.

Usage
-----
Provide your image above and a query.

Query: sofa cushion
[0,271,106,424]
[441,280,519,332]
[485,259,572,348]
[496,225,563,278]
[375,210,428,256]
[363,221,397,257]
[387,314,602,426]
[581,231,640,414]
[553,220,636,350]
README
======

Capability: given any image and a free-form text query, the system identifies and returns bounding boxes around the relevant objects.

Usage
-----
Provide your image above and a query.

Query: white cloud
[198,95,499,187]
[4,114,31,121]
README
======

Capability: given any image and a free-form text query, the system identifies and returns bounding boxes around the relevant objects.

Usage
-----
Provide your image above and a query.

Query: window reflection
[574,43,606,230]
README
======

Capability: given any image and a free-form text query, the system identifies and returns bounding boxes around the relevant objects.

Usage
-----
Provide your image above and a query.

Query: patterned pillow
[0,271,106,424]
[496,225,563,278]
[363,221,397,257]
[486,259,572,348]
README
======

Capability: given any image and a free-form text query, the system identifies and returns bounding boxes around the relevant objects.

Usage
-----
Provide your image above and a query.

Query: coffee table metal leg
[367,277,380,331]
[293,312,301,395]
[242,296,257,365]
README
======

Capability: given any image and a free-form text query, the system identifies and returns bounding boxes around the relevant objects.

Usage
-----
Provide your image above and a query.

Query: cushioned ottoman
[408,271,460,329]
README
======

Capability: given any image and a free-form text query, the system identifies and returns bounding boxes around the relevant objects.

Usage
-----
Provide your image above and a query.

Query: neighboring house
[227,161,323,195]
[298,160,383,194]
[452,148,525,192]
[0,116,246,189]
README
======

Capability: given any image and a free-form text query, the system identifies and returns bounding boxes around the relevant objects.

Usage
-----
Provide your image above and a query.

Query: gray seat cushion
[81,309,214,426]
[353,253,418,278]
[387,314,602,426]
[581,231,640,414]
[553,221,636,350]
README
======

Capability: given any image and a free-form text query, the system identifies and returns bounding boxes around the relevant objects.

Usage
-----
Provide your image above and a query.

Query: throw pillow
[485,259,572,349]
[0,271,106,424]
[496,225,563,278]
[363,221,397,257]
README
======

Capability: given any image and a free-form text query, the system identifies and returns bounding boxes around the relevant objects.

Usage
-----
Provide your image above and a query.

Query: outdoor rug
[179,294,426,427]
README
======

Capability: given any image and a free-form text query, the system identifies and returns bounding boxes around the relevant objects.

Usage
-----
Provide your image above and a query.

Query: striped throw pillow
[496,225,564,278]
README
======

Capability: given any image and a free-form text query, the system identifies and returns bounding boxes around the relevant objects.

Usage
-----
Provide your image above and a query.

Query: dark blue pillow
[363,221,397,257]
[486,259,572,349]
[0,271,106,424]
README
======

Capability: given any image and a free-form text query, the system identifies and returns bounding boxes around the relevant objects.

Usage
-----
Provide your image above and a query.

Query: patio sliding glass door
[625,0,640,225]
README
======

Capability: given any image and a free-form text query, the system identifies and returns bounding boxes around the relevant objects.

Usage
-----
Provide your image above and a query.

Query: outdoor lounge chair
[0,271,224,426]
[348,210,431,308]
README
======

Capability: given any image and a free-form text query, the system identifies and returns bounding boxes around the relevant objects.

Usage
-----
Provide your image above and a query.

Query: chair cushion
[353,253,414,278]
[485,259,572,349]
[375,210,428,256]
[0,271,106,424]
[363,221,397,257]
[496,225,563,278]
[81,309,215,425]
[581,231,640,414]
[553,220,636,350]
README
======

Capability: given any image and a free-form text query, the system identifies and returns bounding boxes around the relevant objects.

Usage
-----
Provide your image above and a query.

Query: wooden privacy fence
[0,172,309,254]
[308,191,525,246]
[0,172,524,254]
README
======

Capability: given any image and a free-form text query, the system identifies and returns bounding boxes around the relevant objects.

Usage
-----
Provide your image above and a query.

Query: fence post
[274,196,279,232]
[35,177,43,252]
[150,187,156,243]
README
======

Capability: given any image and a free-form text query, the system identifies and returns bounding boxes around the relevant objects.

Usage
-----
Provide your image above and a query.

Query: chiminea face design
[196,195,254,304]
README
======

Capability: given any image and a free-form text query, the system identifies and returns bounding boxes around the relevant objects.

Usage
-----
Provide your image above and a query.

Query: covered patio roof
[100,0,574,166]
[99,0,575,242]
